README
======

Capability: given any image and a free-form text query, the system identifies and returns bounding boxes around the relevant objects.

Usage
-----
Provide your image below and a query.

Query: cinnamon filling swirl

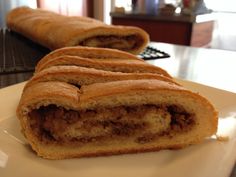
[28,104,195,145]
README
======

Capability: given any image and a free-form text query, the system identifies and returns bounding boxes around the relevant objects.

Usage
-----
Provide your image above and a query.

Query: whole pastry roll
[17,79,218,159]
[6,6,149,54]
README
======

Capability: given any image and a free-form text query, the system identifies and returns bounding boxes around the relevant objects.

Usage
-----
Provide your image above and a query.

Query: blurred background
[1,0,236,51]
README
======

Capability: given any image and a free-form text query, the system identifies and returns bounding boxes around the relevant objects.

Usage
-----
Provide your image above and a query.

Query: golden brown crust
[17,80,218,159]
[35,54,172,78]
[7,6,149,54]
[25,65,178,91]
[36,55,144,73]
[35,46,144,72]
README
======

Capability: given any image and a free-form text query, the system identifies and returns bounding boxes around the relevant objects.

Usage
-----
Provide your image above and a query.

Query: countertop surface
[147,42,236,93]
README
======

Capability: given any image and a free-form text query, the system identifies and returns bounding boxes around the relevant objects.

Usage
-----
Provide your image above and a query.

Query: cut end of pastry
[74,26,149,55]
[17,80,218,159]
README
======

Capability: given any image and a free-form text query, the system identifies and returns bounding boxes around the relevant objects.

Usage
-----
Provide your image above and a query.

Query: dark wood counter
[111,12,215,47]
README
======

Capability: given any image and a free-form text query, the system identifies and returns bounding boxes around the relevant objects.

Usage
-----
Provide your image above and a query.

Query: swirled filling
[79,35,144,51]
[28,104,195,145]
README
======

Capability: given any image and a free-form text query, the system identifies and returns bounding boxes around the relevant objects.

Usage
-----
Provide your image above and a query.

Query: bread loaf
[16,47,218,159]
[17,80,218,159]
[7,6,149,54]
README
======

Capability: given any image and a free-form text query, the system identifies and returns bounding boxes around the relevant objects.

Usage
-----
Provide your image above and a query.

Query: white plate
[0,80,236,177]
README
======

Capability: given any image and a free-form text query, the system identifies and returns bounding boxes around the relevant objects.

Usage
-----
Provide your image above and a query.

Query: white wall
[93,0,111,24]
[205,0,236,51]
[211,12,236,51]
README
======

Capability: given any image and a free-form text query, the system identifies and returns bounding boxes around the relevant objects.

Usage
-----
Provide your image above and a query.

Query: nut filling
[79,35,144,51]
[28,105,195,145]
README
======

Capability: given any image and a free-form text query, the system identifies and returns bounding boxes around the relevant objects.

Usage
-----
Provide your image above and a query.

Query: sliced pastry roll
[7,6,149,54]
[17,80,218,159]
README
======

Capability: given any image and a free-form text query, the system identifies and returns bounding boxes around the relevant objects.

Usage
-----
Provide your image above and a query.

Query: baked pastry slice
[17,79,218,159]
[7,6,149,54]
